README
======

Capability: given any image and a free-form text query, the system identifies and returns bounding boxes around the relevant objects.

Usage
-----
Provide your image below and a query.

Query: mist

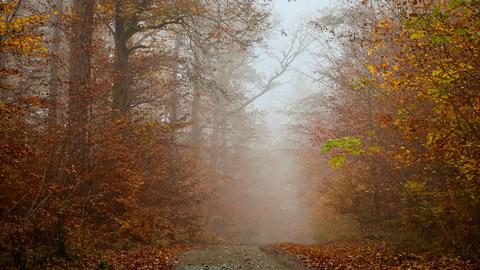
[201,0,330,244]
[3,0,479,268]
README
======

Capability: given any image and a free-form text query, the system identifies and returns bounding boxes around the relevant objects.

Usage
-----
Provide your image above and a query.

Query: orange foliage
[275,242,479,269]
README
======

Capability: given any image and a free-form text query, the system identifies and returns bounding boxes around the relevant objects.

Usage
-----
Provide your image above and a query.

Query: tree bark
[191,79,201,153]
[48,0,63,127]
[367,86,383,233]
[67,0,94,174]
[112,4,131,117]
[169,36,181,123]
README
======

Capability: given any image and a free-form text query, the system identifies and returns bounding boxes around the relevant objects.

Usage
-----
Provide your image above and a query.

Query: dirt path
[173,245,298,270]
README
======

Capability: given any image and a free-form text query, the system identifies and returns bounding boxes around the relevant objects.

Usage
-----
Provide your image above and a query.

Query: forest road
[173,245,304,270]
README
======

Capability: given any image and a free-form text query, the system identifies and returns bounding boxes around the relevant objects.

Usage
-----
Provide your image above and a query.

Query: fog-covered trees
[300,0,480,255]
[0,0,275,267]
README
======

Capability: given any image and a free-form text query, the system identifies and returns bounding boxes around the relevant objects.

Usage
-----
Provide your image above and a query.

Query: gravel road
[173,245,293,270]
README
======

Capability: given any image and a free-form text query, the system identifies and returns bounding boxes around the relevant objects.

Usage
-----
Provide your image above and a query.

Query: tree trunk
[209,96,224,168]
[169,82,178,123]
[54,216,67,257]
[48,0,63,127]
[367,87,383,233]
[191,80,201,154]
[169,37,182,124]
[67,0,94,175]
[112,3,131,117]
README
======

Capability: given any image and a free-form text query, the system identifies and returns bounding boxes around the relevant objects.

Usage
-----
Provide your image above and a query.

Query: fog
[4,0,478,267]
[202,0,335,244]
[210,135,313,243]
[2,0,336,253]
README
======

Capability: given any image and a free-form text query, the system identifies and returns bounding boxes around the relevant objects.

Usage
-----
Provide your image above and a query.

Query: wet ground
[173,245,292,270]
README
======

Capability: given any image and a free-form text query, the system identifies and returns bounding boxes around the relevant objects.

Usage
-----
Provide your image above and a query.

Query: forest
[0,0,479,269]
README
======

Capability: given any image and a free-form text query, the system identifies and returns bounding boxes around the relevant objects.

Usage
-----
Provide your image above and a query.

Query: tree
[67,0,95,175]
[304,0,480,255]
[47,0,63,126]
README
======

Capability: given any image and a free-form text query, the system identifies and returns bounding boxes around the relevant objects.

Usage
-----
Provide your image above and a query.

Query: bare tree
[203,25,313,132]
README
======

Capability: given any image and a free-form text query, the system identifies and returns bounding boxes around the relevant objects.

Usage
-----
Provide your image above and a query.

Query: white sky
[253,0,337,137]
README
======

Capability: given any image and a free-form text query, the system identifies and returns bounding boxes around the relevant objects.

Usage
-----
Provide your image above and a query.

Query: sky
[253,0,337,138]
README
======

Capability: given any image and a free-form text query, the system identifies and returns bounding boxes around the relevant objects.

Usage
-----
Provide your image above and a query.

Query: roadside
[272,242,479,269]
[44,241,479,269]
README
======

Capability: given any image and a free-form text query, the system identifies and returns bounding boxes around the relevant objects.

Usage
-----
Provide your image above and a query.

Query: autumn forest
[1,0,479,269]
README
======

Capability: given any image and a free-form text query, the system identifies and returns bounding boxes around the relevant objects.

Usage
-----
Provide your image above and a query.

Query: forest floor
[268,242,479,269]
[171,242,479,270]
[47,241,479,269]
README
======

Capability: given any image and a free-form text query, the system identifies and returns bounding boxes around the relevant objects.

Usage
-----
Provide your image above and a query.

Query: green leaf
[449,0,472,9]
[328,154,346,168]
[322,137,363,168]
[431,69,442,76]
[409,32,425,40]
[430,36,452,44]
[455,28,470,35]
[321,137,362,153]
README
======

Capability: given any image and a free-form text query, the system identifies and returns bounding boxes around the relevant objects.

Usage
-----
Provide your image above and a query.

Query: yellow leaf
[366,64,377,75]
